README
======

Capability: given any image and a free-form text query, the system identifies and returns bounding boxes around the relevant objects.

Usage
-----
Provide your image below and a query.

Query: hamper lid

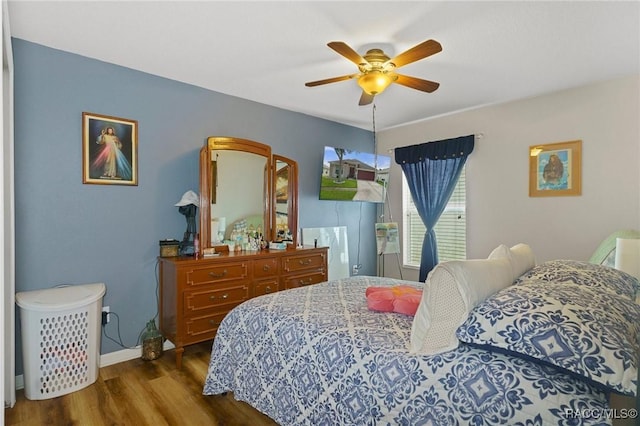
[16,282,106,311]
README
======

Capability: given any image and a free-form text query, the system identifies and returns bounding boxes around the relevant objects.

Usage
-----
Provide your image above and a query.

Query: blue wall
[12,39,378,370]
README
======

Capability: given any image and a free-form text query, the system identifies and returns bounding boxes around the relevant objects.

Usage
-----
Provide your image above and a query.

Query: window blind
[403,168,466,267]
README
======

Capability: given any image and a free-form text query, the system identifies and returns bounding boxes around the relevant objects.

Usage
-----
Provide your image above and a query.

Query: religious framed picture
[82,112,138,185]
[529,140,581,197]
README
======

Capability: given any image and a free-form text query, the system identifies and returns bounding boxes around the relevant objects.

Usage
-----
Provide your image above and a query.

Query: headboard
[589,229,640,267]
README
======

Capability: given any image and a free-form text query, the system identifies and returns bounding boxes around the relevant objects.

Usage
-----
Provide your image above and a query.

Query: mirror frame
[199,137,272,251]
[272,154,298,247]
[199,137,299,252]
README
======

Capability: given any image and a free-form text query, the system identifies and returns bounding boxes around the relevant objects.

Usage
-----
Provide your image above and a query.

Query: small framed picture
[82,112,138,185]
[529,140,581,197]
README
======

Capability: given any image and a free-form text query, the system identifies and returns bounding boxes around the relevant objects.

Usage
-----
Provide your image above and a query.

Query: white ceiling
[7,1,640,130]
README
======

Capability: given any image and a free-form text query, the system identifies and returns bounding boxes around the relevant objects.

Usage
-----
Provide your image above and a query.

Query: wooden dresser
[158,246,328,368]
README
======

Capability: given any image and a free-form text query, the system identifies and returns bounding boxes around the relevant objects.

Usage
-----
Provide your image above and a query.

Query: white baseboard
[15,341,176,390]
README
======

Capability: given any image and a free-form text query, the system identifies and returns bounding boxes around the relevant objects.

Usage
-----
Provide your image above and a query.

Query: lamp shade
[357,71,393,95]
[614,238,640,280]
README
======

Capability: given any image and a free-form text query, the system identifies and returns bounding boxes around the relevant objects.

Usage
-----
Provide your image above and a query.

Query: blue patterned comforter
[203,276,610,425]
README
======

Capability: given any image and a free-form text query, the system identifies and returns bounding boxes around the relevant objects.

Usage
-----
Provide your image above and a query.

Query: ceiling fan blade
[328,41,368,66]
[305,74,357,87]
[386,39,442,68]
[358,91,374,106]
[395,74,440,93]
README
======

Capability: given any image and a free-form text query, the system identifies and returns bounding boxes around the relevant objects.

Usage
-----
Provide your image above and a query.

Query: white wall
[379,75,640,281]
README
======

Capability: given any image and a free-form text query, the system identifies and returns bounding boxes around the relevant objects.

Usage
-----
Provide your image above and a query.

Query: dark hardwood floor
[4,341,279,426]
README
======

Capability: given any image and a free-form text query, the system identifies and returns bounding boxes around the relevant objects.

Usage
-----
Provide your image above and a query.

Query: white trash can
[16,283,106,400]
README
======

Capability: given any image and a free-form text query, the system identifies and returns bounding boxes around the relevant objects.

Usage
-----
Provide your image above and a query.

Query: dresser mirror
[273,154,298,243]
[199,137,299,251]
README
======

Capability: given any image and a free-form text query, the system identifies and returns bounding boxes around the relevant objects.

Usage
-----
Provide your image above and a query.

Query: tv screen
[320,146,391,203]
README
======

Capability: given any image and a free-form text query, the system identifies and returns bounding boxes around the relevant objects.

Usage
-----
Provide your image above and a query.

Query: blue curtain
[395,135,474,281]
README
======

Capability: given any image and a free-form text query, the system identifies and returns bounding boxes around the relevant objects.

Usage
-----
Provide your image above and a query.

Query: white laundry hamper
[16,282,106,400]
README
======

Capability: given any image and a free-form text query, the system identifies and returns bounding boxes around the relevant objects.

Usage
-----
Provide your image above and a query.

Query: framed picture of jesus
[82,112,138,186]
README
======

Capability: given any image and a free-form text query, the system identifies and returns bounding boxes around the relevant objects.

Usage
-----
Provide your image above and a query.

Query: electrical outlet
[102,306,110,324]
[352,264,360,275]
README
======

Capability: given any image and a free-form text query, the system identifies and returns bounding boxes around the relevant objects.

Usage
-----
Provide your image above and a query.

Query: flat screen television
[320,146,391,203]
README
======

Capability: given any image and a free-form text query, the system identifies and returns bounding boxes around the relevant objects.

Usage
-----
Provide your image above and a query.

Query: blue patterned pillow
[515,259,640,300]
[456,281,640,396]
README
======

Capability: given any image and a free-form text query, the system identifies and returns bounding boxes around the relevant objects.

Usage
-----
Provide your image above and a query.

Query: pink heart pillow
[366,285,423,316]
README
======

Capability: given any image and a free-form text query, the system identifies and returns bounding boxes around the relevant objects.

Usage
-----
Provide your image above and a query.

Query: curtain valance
[394,135,475,164]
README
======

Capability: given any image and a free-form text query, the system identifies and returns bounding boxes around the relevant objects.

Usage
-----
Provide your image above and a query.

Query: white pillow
[409,256,513,355]
[489,243,536,281]
[510,243,536,277]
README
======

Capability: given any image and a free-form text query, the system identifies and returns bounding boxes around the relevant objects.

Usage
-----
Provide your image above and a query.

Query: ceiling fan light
[357,71,393,95]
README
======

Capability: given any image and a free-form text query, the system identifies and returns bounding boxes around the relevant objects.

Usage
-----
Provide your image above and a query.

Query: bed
[203,246,640,425]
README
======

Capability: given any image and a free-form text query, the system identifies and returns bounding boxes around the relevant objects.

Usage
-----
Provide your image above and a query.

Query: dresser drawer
[282,252,326,273]
[283,270,327,290]
[186,262,248,286]
[253,257,279,278]
[254,278,280,296]
[184,284,249,313]
[184,311,228,342]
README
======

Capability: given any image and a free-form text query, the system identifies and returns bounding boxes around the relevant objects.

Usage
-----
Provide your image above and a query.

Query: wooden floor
[4,341,279,426]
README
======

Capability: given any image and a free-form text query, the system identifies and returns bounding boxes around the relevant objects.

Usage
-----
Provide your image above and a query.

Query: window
[402,168,466,267]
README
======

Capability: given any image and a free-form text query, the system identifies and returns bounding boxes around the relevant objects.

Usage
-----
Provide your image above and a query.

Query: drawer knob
[298,259,311,265]
[209,269,228,278]
[210,293,229,300]
[265,286,272,293]
[300,278,313,285]
[263,265,271,271]
[209,320,220,326]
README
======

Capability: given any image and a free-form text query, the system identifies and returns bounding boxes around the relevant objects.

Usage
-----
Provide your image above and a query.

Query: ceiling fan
[305,39,442,106]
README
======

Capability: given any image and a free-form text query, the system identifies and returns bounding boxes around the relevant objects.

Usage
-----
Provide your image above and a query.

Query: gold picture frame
[529,140,581,197]
[82,112,138,185]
